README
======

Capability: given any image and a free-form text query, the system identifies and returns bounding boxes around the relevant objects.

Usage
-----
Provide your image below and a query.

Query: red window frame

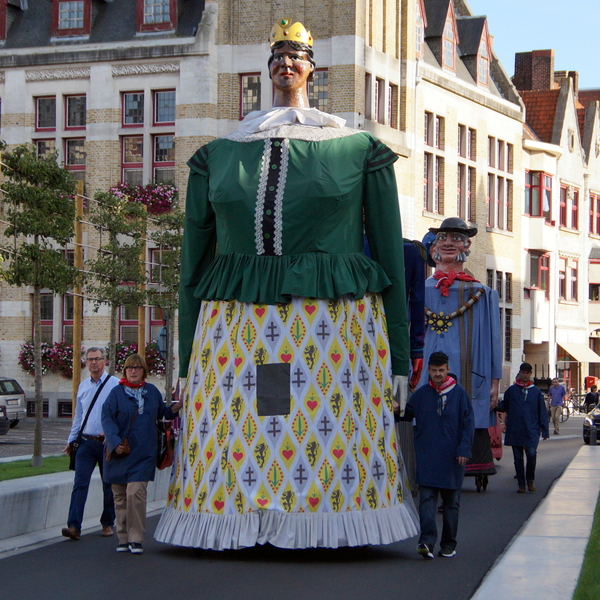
[559,185,568,227]
[477,35,489,87]
[524,171,552,222]
[442,14,456,71]
[375,78,385,124]
[558,257,567,299]
[416,0,427,59]
[152,134,175,184]
[530,252,550,300]
[38,293,54,345]
[35,96,56,132]
[424,112,433,146]
[64,138,86,173]
[571,188,579,230]
[136,0,177,33]
[571,260,579,301]
[590,193,600,235]
[52,0,91,37]
[153,89,176,126]
[119,302,139,344]
[122,92,145,128]
[65,94,86,130]
[121,135,144,185]
[35,139,57,159]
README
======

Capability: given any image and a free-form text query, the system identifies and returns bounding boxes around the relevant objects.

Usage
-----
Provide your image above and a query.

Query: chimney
[513,49,555,91]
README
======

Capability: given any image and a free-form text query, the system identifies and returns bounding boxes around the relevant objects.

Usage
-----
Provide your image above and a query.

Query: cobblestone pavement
[0,418,73,459]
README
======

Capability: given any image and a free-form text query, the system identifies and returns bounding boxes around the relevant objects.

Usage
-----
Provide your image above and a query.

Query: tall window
[308,70,328,113]
[153,135,175,183]
[590,193,600,235]
[240,74,261,119]
[524,171,552,222]
[559,186,568,227]
[530,252,550,300]
[424,111,433,145]
[488,269,513,363]
[388,83,398,129]
[122,136,144,185]
[416,0,425,58]
[120,304,138,344]
[65,138,86,180]
[123,92,144,126]
[66,95,86,129]
[36,97,56,130]
[458,123,475,222]
[571,188,579,230]
[570,260,579,301]
[40,294,54,345]
[36,139,57,159]
[442,17,455,70]
[154,90,175,125]
[558,257,567,299]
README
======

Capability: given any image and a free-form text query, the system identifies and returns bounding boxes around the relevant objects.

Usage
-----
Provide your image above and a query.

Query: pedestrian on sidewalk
[584,385,598,413]
[399,351,474,559]
[62,347,119,541]
[547,378,568,435]
[102,353,182,555]
[497,363,549,493]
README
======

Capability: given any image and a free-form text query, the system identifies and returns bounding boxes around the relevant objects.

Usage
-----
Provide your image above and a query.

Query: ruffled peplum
[194,251,392,304]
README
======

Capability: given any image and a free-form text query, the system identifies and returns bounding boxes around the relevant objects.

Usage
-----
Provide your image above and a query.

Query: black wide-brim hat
[428,217,477,237]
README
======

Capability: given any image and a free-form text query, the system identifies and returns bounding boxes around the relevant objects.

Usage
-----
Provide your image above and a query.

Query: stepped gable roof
[4,0,204,49]
[520,89,560,143]
[455,16,486,56]
[423,0,452,38]
[578,90,600,106]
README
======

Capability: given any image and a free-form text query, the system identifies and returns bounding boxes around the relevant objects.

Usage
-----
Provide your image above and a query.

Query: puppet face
[269,42,313,92]
[430,231,471,266]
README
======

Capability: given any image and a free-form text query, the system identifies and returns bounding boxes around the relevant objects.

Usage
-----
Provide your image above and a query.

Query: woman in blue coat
[102,354,182,554]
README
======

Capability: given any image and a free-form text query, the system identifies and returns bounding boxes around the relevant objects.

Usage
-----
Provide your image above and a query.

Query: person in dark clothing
[584,385,599,413]
[400,351,474,559]
[497,363,549,493]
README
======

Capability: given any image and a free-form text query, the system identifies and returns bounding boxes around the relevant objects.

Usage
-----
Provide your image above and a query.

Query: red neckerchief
[119,378,145,389]
[514,377,534,389]
[433,270,479,297]
[429,375,457,394]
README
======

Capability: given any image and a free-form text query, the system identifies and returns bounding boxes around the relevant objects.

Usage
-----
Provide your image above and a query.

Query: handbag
[69,375,110,471]
[105,411,137,462]
[156,420,175,470]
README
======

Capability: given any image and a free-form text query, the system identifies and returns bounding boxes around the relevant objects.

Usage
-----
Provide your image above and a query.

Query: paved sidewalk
[472,444,600,599]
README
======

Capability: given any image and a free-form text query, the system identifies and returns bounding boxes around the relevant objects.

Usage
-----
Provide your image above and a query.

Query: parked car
[0,377,27,428]
[583,404,600,444]
[0,406,9,435]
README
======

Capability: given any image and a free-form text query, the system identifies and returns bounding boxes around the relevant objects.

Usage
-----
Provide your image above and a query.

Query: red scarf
[429,375,457,394]
[119,378,145,389]
[514,377,534,389]
[433,270,479,297]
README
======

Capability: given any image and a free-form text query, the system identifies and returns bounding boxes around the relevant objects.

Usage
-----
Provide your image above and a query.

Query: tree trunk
[31,283,43,467]
[108,303,118,377]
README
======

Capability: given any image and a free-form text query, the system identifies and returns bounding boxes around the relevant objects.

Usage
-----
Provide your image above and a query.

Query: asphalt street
[0,417,586,600]
[0,418,72,459]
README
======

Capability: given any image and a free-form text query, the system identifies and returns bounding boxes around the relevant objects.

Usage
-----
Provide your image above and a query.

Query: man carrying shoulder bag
[62,347,119,541]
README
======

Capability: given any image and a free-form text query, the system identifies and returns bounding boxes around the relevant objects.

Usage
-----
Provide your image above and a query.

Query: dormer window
[53,0,91,37]
[137,0,176,33]
[442,16,455,70]
[477,35,489,86]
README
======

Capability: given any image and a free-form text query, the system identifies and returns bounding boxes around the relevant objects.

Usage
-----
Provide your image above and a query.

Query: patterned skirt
[154,294,418,549]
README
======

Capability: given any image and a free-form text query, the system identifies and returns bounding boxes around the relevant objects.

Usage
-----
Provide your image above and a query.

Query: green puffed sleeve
[178,146,217,377]
[363,140,409,376]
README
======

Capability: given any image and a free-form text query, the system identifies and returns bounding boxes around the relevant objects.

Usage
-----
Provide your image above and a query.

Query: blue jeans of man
[67,437,115,532]
[418,486,460,551]
[512,445,537,487]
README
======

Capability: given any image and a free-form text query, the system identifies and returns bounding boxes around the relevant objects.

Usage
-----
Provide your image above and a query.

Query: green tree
[85,191,147,376]
[146,206,184,401]
[0,143,77,467]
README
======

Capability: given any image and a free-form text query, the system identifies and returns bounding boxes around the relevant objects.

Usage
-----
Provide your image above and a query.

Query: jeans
[512,446,537,487]
[67,437,115,531]
[418,486,460,551]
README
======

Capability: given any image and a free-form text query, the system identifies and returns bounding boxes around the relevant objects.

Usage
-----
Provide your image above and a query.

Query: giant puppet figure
[155,20,419,550]
[419,218,501,490]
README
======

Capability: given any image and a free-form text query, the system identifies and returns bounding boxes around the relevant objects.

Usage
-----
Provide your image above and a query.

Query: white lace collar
[237,107,346,134]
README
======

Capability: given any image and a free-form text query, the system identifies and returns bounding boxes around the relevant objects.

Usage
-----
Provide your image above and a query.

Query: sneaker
[417,543,434,559]
[438,548,457,558]
[116,543,130,553]
[129,542,144,554]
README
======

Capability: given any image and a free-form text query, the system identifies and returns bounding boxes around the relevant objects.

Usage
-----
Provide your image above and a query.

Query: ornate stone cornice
[26,68,90,81]
[111,62,179,76]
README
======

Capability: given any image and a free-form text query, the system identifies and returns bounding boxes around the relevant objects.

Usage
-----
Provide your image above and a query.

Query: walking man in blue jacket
[401,351,474,559]
[497,363,549,493]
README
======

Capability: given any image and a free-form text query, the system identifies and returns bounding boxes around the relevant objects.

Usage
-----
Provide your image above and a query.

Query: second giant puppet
[420,218,501,487]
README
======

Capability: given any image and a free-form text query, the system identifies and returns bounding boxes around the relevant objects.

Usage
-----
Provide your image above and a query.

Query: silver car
[0,377,26,427]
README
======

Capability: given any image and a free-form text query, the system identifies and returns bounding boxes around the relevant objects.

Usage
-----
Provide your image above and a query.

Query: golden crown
[270,19,313,47]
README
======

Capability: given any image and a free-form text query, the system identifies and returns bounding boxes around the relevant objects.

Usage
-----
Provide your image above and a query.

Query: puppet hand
[409,358,423,390]
[393,375,408,417]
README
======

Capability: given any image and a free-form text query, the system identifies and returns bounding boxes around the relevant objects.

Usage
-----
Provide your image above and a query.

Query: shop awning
[558,343,600,363]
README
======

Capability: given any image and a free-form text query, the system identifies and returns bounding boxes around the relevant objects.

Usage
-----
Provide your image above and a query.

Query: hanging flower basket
[109,183,177,215]
[18,340,85,378]
[107,341,166,376]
